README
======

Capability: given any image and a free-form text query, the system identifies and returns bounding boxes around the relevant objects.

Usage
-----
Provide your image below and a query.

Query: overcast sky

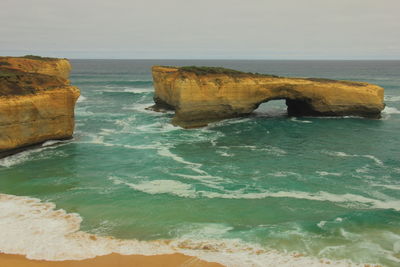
[1,0,399,59]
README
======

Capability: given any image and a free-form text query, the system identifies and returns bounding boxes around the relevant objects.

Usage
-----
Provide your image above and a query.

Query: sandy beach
[0,253,224,267]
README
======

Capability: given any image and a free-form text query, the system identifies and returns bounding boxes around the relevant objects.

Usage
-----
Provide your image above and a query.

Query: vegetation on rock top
[161,66,280,78]
[21,55,60,61]
[158,66,365,86]
[0,68,66,96]
[305,77,365,86]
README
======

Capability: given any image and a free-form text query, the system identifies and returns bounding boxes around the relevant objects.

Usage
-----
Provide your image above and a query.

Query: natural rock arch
[150,66,384,128]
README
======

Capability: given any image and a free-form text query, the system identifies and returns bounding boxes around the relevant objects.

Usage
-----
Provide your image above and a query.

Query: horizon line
[67,58,400,61]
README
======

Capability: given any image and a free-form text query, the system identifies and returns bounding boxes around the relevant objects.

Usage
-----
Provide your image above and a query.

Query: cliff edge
[0,56,80,157]
[151,66,385,128]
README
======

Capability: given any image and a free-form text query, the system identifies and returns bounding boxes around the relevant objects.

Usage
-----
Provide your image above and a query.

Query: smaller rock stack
[0,56,80,157]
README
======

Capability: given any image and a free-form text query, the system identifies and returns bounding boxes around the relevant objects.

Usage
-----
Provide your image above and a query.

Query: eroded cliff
[151,66,385,128]
[0,56,80,157]
[0,55,71,80]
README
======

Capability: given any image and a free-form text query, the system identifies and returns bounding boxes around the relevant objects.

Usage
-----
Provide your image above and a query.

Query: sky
[1,0,399,59]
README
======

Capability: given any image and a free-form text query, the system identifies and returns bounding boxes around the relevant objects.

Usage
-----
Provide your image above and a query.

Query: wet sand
[0,253,224,267]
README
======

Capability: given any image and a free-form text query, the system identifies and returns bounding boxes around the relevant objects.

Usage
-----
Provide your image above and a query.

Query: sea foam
[113,178,400,211]
[0,141,68,168]
[382,106,400,115]
[384,95,400,102]
[0,193,367,266]
[324,151,384,166]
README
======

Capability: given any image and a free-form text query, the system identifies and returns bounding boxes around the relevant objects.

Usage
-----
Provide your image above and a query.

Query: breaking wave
[0,193,369,266]
[323,151,384,166]
[111,178,400,211]
[382,106,400,115]
[0,141,69,168]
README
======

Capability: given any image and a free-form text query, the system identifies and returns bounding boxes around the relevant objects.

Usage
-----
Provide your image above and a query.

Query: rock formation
[0,56,80,157]
[0,55,72,80]
[151,66,385,128]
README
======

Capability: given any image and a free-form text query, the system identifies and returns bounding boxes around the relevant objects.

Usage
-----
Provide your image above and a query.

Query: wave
[269,171,301,177]
[216,150,234,157]
[208,117,252,128]
[0,150,40,168]
[316,171,342,177]
[42,139,69,147]
[382,106,400,115]
[323,151,384,166]
[290,117,313,123]
[157,147,206,175]
[0,193,369,266]
[114,178,400,211]
[225,145,287,156]
[384,95,400,102]
[75,80,153,87]
[77,95,87,103]
[110,178,197,198]
[371,184,400,190]
[0,141,69,168]
[100,88,154,94]
[0,193,172,260]
[122,103,170,116]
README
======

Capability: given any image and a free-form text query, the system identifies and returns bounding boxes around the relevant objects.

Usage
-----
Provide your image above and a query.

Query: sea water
[0,60,399,266]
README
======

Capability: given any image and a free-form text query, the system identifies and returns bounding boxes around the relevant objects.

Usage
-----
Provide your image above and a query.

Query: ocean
[1,60,400,266]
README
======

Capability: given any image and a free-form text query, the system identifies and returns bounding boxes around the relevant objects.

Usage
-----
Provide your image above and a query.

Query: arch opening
[253,97,318,118]
[253,99,287,117]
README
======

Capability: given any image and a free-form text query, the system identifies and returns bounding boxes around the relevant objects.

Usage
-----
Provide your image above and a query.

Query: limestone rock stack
[151,66,384,128]
[0,56,80,157]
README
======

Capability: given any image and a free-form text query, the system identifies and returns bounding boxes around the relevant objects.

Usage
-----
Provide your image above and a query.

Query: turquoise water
[1,60,400,266]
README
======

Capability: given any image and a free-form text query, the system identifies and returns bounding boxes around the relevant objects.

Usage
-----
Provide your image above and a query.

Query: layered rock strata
[0,56,80,157]
[151,66,385,128]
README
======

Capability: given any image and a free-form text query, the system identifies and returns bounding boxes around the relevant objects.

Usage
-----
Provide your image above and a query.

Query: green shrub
[172,66,279,78]
[22,55,58,61]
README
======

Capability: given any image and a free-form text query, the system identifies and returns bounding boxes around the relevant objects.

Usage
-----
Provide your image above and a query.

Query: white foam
[356,165,370,173]
[382,106,400,115]
[0,193,379,266]
[229,145,287,156]
[216,150,234,157]
[42,140,67,147]
[123,103,167,116]
[208,117,252,127]
[100,88,153,94]
[269,171,301,178]
[135,122,179,133]
[362,155,384,166]
[75,107,95,117]
[116,178,400,211]
[77,95,87,103]
[0,150,39,168]
[317,221,327,228]
[124,179,197,198]
[316,171,342,177]
[123,88,154,94]
[384,95,400,102]
[171,238,362,267]
[372,184,400,190]
[0,142,68,168]
[324,151,384,166]
[114,116,137,133]
[157,147,207,175]
[0,194,173,260]
[99,128,119,136]
[290,117,313,123]
[199,190,400,211]
[173,173,228,189]
[260,146,287,156]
